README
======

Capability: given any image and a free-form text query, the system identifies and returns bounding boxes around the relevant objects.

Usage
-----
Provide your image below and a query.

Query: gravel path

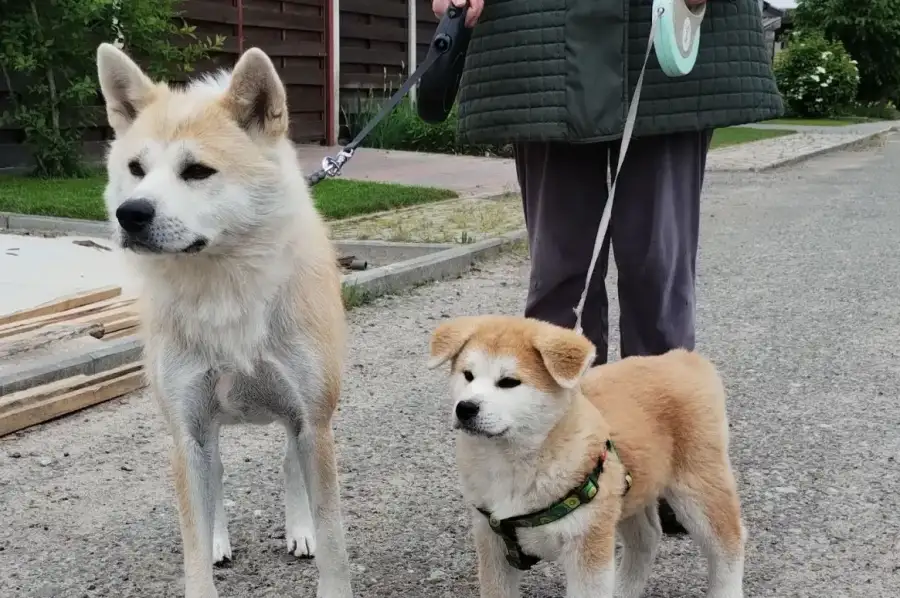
[2,135,899,598]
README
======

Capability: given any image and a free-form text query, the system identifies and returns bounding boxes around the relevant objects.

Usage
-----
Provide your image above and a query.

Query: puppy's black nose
[116,198,156,234]
[455,400,480,422]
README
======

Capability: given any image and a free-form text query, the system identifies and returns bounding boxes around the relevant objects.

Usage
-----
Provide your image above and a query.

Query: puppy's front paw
[287,526,316,558]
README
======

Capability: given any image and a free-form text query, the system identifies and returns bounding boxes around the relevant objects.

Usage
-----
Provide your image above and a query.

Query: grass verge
[763,117,867,127]
[0,173,457,221]
[711,127,796,149]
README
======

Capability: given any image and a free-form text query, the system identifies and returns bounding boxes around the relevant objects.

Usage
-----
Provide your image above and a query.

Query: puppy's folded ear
[96,43,158,135]
[427,316,484,370]
[222,47,289,138]
[532,327,596,389]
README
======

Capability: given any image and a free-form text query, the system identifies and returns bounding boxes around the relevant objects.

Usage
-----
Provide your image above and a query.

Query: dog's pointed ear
[96,43,157,134]
[427,316,483,370]
[531,327,596,389]
[222,48,289,138]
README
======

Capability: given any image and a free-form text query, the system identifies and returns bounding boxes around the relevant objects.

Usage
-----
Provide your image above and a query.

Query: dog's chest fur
[138,252,326,427]
[458,440,596,561]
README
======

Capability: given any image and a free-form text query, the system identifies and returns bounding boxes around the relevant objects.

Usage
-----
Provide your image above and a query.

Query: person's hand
[432,0,484,28]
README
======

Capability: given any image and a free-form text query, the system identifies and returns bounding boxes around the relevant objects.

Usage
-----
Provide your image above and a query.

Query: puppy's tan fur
[429,315,744,598]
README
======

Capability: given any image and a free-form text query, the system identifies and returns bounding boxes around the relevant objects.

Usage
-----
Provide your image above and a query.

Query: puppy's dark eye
[181,163,217,181]
[462,370,474,382]
[497,377,521,389]
[128,160,145,177]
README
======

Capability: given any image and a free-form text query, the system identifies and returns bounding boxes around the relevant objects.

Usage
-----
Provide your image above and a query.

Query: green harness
[476,439,633,571]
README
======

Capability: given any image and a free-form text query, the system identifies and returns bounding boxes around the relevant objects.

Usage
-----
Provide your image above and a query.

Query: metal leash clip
[322,148,354,178]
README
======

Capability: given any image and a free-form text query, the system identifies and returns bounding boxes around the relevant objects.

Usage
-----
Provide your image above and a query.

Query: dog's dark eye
[181,163,217,181]
[128,160,145,177]
[497,377,521,389]
[462,370,474,382]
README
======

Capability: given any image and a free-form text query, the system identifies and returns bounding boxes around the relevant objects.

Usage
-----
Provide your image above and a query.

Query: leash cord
[573,10,663,336]
[306,42,446,187]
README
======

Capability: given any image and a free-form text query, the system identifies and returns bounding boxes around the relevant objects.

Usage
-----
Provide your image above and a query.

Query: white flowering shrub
[774,31,860,118]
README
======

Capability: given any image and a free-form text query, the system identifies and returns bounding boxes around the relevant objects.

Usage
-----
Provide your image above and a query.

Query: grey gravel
[2,135,900,597]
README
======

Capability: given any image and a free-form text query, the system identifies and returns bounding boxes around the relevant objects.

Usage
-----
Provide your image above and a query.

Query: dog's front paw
[287,526,316,558]
[213,529,233,566]
[317,576,352,598]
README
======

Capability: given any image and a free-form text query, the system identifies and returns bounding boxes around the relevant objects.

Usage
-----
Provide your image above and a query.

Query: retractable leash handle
[416,3,473,124]
[652,0,706,77]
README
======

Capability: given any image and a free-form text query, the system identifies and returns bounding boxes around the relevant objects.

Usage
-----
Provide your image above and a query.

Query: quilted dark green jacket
[457,0,784,144]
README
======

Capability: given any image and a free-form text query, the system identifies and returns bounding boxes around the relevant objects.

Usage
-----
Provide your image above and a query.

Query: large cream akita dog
[96,43,353,598]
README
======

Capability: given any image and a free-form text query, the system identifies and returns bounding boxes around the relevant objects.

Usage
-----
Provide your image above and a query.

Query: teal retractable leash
[652,0,707,77]
[573,0,706,332]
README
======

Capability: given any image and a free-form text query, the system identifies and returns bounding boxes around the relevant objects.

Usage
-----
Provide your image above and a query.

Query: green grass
[710,127,796,149]
[763,117,861,127]
[0,173,457,221]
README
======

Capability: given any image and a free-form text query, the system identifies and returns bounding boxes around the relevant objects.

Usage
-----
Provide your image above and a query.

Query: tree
[793,0,900,103]
[0,0,223,178]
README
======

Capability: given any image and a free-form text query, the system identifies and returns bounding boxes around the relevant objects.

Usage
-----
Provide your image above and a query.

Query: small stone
[427,569,446,582]
[38,458,53,467]
[121,465,133,472]
[8,452,21,459]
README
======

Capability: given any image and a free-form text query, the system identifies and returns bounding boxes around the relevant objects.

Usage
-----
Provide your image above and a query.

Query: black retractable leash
[306,3,473,187]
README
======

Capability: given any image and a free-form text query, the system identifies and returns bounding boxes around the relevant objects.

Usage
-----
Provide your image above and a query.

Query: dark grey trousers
[515,130,713,365]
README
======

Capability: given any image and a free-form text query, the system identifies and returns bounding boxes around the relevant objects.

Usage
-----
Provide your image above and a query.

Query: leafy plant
[0,0,223,178]
[774,31,859,118]
[793,0,900,103]
[341,72,512,158]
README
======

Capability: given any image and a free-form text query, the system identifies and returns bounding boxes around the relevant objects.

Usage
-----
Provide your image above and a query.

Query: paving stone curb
[0,229,528,395]
[750,127,896,172]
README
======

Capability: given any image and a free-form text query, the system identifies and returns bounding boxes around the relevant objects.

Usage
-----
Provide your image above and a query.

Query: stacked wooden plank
[0,286,145,437]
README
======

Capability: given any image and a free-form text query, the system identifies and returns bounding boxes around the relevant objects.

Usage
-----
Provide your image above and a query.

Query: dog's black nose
[116,199,156,234]
[455,400,480,422]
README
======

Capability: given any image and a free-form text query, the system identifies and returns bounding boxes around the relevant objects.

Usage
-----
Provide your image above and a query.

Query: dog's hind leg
[209,421,232,565]
[283,422,316,558]
[664,470,745,598]
[615,503,663,598]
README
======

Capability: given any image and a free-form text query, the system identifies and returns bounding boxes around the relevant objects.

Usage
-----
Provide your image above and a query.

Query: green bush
[342,88,512,158]
[0,0,222,178]
[774,31,860,118]
[847,100,900,121]
[793,0,900,104]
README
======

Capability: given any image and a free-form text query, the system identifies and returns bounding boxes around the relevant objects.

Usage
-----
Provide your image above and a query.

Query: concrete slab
[0,233,141,314]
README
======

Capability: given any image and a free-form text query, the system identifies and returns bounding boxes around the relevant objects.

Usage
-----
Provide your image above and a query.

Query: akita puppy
[428,315,745,598]
[96,43,353,598]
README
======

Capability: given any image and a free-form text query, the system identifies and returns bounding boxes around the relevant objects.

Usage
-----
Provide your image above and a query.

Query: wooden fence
[182,0,330,144]
[0,0,439,170]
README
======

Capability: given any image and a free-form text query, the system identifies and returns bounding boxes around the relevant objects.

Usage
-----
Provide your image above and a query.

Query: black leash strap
[305,4,469,187]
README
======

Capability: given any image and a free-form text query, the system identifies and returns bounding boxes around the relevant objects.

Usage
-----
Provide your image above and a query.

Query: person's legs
[515,141,613,364]
[609,129,711,357]
[609,129,714,535]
